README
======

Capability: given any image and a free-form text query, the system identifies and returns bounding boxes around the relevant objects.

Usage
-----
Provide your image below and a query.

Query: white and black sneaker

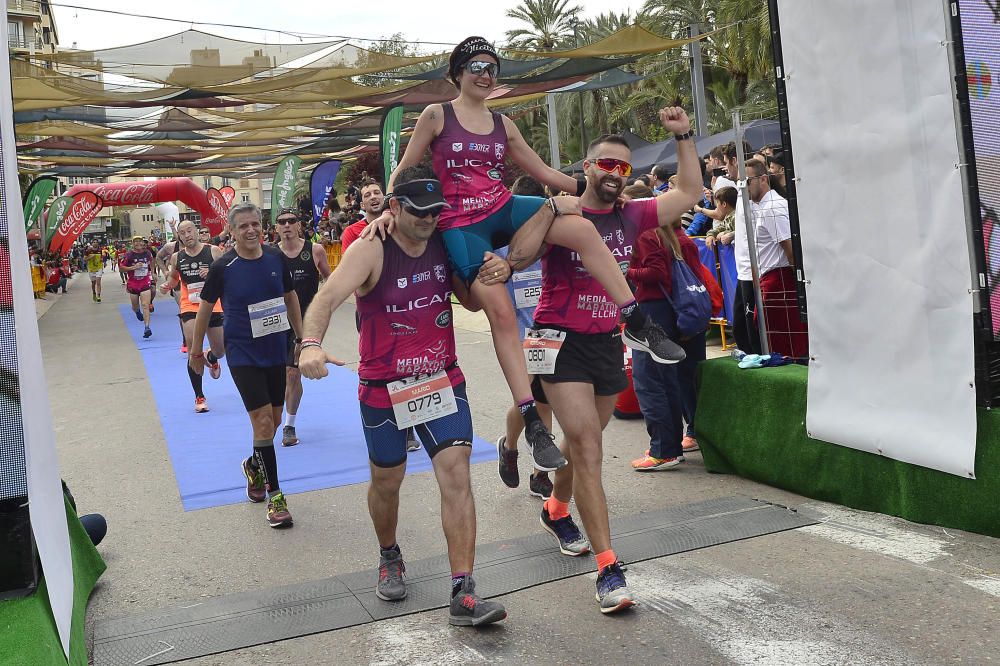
[405,428,421,453]
[524,421,567,472]
[623,321,685,364]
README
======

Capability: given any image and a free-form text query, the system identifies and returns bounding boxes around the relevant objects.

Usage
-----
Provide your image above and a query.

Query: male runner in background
[159,221,226,413]
[299,165,509,626]
[156,232,188,352]
[275,208,331,445]
[190,203,303,528]
[84,242,104,302]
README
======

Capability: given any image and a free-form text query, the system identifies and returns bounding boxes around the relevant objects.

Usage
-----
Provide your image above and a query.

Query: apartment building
[6,0,57,56]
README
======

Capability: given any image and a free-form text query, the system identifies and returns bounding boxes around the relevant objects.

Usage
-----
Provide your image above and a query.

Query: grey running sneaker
[540,506,591,556]
[448,576,507,627]
[595,562,635,614]
[406,429,420,453]
[376,548,407,601]
[281,425,299,447]
[623,320,685,364]
[524,421,567,472]
[528,472,553,500]
[496,436,519,488]
[242,456,266,503]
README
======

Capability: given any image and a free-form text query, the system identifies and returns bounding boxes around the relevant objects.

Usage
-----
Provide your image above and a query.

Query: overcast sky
[53,0,646,51]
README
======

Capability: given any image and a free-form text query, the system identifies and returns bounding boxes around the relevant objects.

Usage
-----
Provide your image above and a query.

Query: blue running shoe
[595,562,635,614]
[540,506,591,556]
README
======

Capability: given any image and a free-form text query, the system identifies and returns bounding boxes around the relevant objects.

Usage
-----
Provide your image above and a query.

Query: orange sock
[544,497,570,521]
[595,549,617,572]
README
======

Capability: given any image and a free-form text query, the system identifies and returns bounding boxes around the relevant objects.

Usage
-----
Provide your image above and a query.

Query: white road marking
[964,576,1000,599]
[368,618,488,666]
[620,561,924,666]
[798,504,951,565]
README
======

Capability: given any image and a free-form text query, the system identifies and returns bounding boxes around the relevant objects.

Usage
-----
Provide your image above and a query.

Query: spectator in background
[340,178,384,251]
[45,259,68,294]
[685,159,715,236]
[622,183,654,200]
[768,150,787,198]
[706,145,728,186]
[631,176,650,188]
[724,140,761,354]
[649,164,671,193]
[627,213,706,470]
[746,158,807,358]
[703,186,738,248]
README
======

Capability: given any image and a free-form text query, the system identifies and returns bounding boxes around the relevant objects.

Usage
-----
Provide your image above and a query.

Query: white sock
[285,413,296,428]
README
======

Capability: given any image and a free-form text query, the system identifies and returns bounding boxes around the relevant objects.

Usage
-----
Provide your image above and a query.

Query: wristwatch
[674,131,694,141]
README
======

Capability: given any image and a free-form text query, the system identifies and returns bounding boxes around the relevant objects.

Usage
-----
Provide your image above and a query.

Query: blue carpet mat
[118,298,497,511]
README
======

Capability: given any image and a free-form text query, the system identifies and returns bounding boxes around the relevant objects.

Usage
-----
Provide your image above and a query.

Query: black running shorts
[529,325,627,404]
[178,312,223,327]
[229,365,286,412]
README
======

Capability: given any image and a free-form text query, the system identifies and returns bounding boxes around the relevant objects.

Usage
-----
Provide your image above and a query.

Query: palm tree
[638,0,775,133]
[505,0,584,51]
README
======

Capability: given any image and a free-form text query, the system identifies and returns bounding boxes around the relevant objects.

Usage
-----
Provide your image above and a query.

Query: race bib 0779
[387,370,458,429]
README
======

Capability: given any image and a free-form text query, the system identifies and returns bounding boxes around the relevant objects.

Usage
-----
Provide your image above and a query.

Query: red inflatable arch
[64,178,229,237]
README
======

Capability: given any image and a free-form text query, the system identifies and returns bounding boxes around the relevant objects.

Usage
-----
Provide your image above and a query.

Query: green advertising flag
[22,176,58,232]
[45,195,72,249]
[270,155,302,224]
[379,103,404,187]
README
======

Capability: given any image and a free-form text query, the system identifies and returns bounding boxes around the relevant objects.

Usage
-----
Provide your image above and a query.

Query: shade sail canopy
[13,23,699,177]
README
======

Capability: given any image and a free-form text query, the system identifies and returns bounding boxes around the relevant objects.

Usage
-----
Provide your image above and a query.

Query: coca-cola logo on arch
[92,182,157,205]
[56,193,102,236]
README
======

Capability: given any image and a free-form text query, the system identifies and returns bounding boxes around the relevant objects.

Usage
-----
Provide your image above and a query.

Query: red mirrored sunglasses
[593,158,632,178]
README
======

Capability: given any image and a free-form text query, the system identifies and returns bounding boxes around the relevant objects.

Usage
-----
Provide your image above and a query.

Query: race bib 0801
[248,297,289,338]
[523,328,566,375]
[387,370,458,430]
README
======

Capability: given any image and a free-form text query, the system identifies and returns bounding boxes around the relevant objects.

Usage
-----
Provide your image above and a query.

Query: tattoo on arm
[429,110,436,120]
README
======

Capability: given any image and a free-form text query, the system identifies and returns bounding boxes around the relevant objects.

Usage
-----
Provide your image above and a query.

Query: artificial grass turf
[696,358,1000,539]
[0,497,106,666]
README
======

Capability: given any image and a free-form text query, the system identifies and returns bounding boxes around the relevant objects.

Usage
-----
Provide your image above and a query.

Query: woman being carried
[367,37,684,471]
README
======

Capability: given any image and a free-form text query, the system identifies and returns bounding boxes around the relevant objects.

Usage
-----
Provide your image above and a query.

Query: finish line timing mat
[92,496,817,665]
[118,298,496,511]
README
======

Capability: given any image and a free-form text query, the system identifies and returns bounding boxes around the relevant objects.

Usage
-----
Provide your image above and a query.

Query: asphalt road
[40,272,1000,665]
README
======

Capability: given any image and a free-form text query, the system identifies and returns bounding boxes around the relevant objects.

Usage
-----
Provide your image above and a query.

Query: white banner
[2,9,74,657]
[777,0,977,477]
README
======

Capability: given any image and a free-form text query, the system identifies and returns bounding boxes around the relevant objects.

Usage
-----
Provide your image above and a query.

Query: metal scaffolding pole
[546,93,561,170]
[689,23,709,137]
[572,20,587,160]
[733,110,770,355]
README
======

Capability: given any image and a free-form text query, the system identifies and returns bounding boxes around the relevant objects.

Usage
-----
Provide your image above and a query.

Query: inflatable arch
[64,178,229,238]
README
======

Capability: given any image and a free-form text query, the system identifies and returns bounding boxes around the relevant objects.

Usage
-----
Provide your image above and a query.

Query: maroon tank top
[430,102,512,230]
[356,235,464,408]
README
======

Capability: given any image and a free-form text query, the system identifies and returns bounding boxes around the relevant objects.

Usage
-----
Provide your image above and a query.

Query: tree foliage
[505,0,776,163]
[505,0,584,50]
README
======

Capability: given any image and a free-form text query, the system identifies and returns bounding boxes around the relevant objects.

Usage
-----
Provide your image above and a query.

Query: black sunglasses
[402,204,438,219]
[275,217,299,225]
[465,61,499,78]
